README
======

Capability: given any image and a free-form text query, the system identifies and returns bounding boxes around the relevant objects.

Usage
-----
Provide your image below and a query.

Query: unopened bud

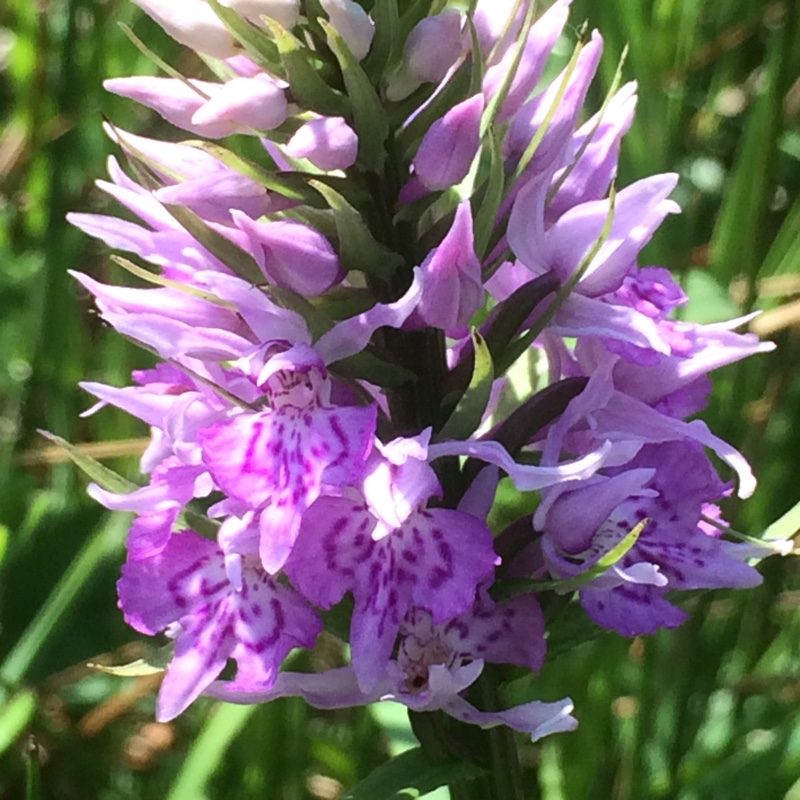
[320,0,375,61]
[285,116,358,171]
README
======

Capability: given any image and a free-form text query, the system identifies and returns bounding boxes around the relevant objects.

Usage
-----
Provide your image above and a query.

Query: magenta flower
[118,530,321,720]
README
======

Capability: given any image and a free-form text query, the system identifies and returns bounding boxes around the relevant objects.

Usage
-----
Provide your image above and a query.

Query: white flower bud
[320,0,375,61]
[131,0,239,59]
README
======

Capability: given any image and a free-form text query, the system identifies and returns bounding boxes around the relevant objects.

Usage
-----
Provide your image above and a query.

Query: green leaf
[309,179,403,279]
[110,256,235,307]
[342,747,486,799]
[363,0,401,81]
[486,376,588,458]
[762,497,800,544]
[167,703,258,800]
[331,351,417,389]
[262,16,349,117]
[480,0,539,136]
[88,642,173,677]
[37,431,138,494]
[319,19,389,171]
[472,128,505,259]
[118,23,211,95]
[465,14,484,98]
[512,28,587,183]
[439,330,494,441]
[0,690,36,756]
[164,202,266,286]
[493,518,650,600]
[206,0,283,72]
[38,430,219,540]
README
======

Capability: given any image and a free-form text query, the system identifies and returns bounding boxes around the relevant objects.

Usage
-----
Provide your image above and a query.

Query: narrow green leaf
[493,518,650,599]
[762,497,800,543]
[472,128,505,258]
[439,330,494,441]
[342,747,486,800]
[163,202,266,286]
[38,431,219,540]
[465,14,484,98]
[0,515,129,700]
[263,17,350,117]
[166,703,257,800]
[309,179,403,279]
[118,23,211,97]
[548,43,629,203]
[363,0,402,81]
[37,431,138,494]
[0,524,8,568]
[110,256,235,307]
[319,19,389,171]
[88,642,173,677]
[480,0,538,136]
[331,351,418,389]
[0,691,36,756]
[206,0,283,72]
[512,28,587,183]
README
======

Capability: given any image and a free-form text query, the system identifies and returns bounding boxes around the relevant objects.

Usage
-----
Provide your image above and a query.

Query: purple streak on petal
[200,401,376,572]
[581,584,688,636]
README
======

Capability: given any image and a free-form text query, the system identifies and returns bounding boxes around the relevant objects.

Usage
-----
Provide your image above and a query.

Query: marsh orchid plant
[69,0,780,790]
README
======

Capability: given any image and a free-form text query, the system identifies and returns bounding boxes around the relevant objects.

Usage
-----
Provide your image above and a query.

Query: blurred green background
[1,0,799,798]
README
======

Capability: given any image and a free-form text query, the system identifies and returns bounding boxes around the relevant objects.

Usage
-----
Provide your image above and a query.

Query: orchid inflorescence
[69,0,775,743]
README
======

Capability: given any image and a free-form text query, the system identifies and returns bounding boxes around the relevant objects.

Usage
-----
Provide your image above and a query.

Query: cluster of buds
[71,0,774,740]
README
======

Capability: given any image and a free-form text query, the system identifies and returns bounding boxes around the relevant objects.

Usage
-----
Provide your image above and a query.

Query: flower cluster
[72,0,773,740]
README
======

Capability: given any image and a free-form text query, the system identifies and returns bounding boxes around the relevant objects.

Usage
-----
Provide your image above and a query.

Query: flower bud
[192,74,288,132]
[232,211,343,297]
[320,0,375,61]
[131,0,239,59]
[413,93,484,191]
[386,11,464,101]
[416,201,484,331]
[405,11,463,83]
[285,116,358,171]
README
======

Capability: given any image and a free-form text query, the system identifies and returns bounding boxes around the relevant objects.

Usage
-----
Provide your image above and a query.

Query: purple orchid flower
[118,530,321,721]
